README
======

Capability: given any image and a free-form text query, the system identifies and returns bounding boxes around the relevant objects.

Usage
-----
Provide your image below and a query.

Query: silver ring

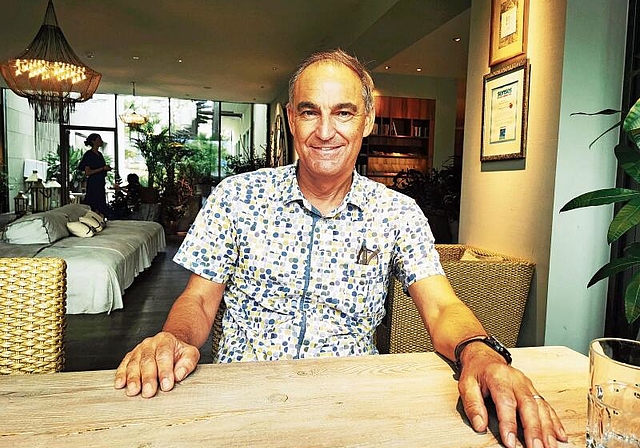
[532,394,545,401]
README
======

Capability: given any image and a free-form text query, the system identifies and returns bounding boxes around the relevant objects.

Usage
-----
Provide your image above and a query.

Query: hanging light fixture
[0,0,101,124]
[119,81,148,129]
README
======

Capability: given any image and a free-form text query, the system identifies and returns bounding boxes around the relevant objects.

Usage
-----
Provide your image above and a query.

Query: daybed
[0,204,166,314]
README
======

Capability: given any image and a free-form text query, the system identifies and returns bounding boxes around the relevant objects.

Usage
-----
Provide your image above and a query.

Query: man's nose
[315,114,337,140]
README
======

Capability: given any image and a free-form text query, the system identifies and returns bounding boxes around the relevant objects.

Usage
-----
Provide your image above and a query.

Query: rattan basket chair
[0,257,67,374]
[376,245,535,354]
[210,301,226,362]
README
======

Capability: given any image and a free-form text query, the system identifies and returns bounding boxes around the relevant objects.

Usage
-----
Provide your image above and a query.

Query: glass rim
[590,337,640,371]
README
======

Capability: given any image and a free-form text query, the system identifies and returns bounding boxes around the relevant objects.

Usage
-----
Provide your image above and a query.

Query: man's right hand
[114,331,200,398]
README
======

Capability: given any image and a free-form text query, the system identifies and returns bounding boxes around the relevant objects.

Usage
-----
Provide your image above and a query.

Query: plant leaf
[588,120,623,149]
[588,255,640,287]
[570,109,621,116]
[608,198,640,243]
[615,144,640,183]
[560,188,640,212]
[624,272,640,324]
[623,98,640,133]
[624,242,640,258]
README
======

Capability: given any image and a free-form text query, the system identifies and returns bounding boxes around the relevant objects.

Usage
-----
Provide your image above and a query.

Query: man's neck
[296,169,353,215]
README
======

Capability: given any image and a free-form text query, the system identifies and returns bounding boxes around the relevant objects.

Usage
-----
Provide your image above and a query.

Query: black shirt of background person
[78,149,109,216]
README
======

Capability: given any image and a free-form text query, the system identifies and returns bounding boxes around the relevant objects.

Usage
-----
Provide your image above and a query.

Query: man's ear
[286,103,295,134]
[363,109,375,137]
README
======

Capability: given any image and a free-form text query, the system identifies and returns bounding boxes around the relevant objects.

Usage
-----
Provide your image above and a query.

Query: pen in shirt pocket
[357,241,379,265]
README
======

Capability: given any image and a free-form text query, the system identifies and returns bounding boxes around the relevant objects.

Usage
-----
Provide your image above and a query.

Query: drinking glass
[587,338,640,448]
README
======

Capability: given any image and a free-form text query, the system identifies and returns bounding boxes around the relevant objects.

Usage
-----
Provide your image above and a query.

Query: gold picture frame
[489,0,528,66]
[481,59,530,162]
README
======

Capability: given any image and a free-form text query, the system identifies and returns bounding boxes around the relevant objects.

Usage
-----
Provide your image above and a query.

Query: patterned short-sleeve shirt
[173,165,444,362]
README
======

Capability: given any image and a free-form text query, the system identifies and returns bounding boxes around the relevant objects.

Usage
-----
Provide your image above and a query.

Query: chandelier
[0,0,101,123]
[119,81,148,129]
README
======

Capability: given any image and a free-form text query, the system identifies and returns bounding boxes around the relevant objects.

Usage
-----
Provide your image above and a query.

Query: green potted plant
[560,97,640,328]
[391,156,462,243]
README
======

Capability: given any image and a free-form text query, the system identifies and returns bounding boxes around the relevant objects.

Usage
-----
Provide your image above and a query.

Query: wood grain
[0,347,588,447]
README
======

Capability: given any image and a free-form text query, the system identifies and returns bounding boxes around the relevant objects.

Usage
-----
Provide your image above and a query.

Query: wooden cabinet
[358,96,435,186]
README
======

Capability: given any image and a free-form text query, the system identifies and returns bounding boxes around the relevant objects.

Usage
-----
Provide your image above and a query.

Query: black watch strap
[454,335,512,373]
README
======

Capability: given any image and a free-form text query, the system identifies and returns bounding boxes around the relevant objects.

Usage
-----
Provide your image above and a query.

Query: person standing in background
[78,133,111,217]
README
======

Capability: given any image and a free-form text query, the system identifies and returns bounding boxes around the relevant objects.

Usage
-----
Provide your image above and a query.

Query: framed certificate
[481,59,530,162]
[489,0,528,66]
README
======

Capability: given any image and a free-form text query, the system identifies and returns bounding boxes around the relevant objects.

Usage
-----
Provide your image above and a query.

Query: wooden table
[0,346,588,447]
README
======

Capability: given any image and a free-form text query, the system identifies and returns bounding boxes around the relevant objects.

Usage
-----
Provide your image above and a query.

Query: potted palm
[560,97,640,328]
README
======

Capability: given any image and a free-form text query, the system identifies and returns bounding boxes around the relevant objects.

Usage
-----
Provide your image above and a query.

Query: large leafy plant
[560,97,640,325]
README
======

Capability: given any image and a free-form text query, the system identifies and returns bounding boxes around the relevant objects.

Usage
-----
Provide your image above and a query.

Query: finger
[458,373,489,433]
[138,347,163,398]
[528,395,567,448]
[548,405,568,443]
[155,337,182,392]
[521,394,553,448]
[172,344,200,383]
[491,387,519,448]
[114,351,132,389]
[124,354,144,397]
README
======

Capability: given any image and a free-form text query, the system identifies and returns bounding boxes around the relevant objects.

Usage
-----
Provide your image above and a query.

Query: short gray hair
[287,49,375,114]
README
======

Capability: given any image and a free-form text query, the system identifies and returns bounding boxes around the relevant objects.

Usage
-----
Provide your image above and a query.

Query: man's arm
[408,275,567,448]
[114,273,225,398]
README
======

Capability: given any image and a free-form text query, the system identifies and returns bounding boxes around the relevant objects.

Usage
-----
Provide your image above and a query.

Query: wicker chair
[0,257,67,374]
[210,301,226,362]
[376,244,535,354]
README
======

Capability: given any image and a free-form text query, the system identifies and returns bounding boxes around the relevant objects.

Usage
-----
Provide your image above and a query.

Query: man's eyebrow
[334,102,358,112]
[296,101,318,111]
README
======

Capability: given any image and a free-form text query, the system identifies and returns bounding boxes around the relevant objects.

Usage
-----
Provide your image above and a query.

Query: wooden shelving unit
[358,96,436,186]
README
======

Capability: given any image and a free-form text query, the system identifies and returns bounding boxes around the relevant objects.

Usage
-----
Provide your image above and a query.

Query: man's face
[287,61,374,183]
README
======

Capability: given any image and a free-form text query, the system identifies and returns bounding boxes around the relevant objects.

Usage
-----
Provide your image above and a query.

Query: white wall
[4,90,35,210]
[460,0,627,352]
[546,0,628,352]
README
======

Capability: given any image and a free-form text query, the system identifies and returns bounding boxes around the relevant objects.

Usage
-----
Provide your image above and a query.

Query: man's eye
[300,110,318,118]
[336,110,354,120]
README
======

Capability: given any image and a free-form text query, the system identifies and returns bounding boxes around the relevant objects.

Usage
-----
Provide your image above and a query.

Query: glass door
[60,126,117,206]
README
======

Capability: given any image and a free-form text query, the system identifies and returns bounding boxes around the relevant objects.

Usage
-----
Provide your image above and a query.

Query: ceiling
[0,0,471,104]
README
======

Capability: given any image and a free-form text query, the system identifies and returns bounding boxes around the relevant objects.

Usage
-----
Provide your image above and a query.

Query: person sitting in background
[109,173,142,219]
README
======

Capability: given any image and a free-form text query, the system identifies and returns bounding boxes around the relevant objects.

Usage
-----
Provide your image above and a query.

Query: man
[115,49,567,448]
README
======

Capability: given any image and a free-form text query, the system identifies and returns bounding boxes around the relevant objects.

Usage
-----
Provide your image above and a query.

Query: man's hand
[457,346,567,448]
[114,331,200,398]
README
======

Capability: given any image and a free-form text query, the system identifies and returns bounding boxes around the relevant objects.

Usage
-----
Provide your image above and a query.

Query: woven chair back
[210,301,226,362]
[377,244,535,354]
[0,257,67,374]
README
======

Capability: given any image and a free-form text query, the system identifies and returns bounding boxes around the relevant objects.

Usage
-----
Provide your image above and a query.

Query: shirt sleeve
[391,198,445,289]
[173,180,238,283]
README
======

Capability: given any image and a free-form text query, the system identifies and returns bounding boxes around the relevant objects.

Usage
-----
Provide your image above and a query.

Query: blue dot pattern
[173,164,444,363]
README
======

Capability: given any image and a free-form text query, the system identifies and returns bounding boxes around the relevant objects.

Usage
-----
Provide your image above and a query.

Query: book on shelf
[390,120,397,136]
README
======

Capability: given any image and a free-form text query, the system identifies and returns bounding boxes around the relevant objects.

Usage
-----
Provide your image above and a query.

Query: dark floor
[64,233,214,372]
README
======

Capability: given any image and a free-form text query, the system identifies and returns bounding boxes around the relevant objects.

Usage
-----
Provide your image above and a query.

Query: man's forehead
[293,61,363,100]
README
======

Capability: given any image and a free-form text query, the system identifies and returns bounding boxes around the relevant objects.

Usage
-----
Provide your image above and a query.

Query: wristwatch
[454,335,512,374]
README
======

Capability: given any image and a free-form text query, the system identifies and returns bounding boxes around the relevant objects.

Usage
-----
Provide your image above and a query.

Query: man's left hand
[457,347,568,448]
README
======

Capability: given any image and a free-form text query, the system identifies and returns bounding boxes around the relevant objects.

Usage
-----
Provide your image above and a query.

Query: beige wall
[460,0,627,351]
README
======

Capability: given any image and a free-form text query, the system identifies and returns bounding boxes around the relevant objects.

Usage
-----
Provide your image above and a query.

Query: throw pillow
[4,210,70,244]
[66,221,95,238]
[84,210,107,228]
[80,215,103,232]
[57,203,91,221]
[460,248,504,261]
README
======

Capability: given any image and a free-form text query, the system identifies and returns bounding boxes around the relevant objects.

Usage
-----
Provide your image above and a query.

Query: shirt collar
[281,163,369,213]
